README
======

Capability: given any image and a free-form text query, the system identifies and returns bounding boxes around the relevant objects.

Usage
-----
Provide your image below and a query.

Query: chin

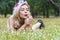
[21,17,26,19]
[24,17,27,19]
[21,16,27,19]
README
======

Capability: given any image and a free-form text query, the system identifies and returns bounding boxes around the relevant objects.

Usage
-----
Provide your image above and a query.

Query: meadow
[0,17,60,40]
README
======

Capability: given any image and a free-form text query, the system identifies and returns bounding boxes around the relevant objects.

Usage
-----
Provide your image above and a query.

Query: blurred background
[0,0,60,40]
[0,0,60,18]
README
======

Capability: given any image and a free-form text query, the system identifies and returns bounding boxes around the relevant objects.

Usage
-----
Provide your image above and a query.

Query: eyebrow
[21,7,29,9]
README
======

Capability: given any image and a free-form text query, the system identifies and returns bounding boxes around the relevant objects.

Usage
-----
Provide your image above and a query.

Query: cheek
[19,11,24,16]
[28,12,30,15]
[19,11,24,14]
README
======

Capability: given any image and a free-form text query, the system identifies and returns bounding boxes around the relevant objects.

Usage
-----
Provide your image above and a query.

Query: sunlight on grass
[0,17,60,40]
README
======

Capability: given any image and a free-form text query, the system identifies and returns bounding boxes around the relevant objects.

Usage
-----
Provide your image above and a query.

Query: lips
[25,14,27,16]
[24,14,29,18]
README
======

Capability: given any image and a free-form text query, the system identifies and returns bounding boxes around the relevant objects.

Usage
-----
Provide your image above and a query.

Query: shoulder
[9,15,14,19]
[8,15,14,22]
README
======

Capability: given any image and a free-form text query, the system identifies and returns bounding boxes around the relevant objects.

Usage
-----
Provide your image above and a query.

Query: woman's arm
[18,15,33,31]
[7,16,14,32]
[18,24,28,30]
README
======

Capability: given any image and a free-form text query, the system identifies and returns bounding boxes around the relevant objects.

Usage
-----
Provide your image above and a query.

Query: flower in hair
[15,0,25,7]
[15,3,19,7]
[19,0,25,4]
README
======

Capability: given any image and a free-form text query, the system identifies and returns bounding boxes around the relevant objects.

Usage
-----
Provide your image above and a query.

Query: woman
[7,0,44,32]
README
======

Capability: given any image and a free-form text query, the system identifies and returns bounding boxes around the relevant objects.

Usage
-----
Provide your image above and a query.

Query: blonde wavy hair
[13,1,30,19]
[8,1,31,31]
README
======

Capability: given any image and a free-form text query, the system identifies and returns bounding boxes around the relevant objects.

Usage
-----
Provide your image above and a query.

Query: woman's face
[19,4,30,19]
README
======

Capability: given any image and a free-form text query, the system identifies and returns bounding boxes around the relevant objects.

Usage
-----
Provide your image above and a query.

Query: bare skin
[7,3,41,32]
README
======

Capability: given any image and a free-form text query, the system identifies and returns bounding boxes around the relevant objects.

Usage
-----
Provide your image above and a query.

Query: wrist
[24,24,30,26]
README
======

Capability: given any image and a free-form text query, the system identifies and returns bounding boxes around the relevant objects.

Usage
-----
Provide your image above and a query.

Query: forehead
[21,5,28,8]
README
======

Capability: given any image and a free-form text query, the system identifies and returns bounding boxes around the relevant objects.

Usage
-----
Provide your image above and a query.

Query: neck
[20,17,25,21]
[19,17,25,24]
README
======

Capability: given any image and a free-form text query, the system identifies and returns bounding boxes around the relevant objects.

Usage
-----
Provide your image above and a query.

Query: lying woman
[7,0,45,32]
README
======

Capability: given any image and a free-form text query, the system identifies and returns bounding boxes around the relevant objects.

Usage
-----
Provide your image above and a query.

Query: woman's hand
[18,15,33,31]
[25,15,33,26]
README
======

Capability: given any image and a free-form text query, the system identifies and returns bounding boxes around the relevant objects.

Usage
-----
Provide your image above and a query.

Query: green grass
[0,17,60,40]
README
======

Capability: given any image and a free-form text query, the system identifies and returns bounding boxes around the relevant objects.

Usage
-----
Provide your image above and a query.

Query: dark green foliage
[0,0,60,18]
[0,0,18,17]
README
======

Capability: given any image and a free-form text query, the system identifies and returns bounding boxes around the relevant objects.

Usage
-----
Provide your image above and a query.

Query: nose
[25,11,28,14]
[25,12,27,13]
